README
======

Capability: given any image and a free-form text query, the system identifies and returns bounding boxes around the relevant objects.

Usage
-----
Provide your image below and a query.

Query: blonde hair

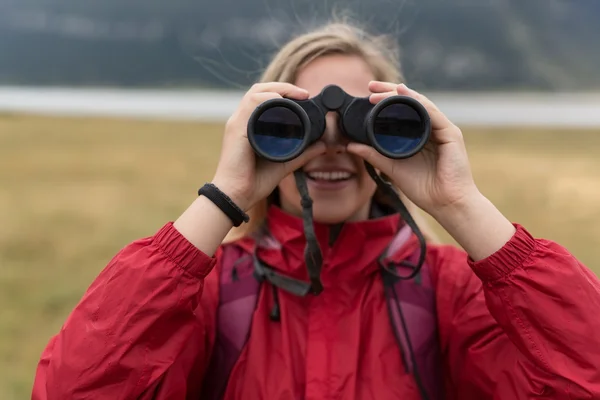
[225,20,441,244]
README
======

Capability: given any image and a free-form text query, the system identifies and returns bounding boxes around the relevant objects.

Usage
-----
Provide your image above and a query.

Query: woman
[33,21,600,400]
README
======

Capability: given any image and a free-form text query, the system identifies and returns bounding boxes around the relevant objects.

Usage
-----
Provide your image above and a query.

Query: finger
[247,91,282,106]
[346,142,395,177]
[368,81,399,105]
[369,90,397,104]
[233,91,282,121]
[248,82,310,100]
[368,81,397,93]
[396,84,454,132]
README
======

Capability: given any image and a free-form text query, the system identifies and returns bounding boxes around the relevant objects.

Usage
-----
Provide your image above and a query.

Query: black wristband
[198,183,250,227]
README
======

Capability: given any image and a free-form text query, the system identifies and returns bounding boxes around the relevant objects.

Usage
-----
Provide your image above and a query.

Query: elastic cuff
[469,223,537,282]
[153,222,216,279]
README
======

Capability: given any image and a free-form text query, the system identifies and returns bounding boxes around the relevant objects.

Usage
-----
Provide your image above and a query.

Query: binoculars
[247,84,431,162]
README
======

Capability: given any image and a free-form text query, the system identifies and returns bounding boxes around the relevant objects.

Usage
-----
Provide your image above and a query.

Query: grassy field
[1,113,599,399]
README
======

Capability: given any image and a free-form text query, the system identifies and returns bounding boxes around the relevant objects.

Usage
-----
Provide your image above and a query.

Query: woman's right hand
[211,82,326,211]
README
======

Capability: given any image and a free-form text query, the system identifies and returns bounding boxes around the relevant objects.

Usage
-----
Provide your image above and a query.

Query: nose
[320,112,349,153]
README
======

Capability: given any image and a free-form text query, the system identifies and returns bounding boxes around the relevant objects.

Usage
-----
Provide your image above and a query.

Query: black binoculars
[247,84,431,162]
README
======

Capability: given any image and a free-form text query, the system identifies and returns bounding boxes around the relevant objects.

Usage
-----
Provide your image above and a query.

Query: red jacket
[33,206,600,399]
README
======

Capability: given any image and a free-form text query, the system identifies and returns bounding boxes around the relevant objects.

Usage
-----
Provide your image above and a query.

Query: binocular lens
[252,106,305,159]
[372,103,425,156]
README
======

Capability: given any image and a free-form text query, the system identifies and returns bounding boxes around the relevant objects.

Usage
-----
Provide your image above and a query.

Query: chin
[311,203,361,224]
[277,180,373,224]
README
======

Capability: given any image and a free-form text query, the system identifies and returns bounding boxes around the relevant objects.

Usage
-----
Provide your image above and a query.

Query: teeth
[307,171,352,181]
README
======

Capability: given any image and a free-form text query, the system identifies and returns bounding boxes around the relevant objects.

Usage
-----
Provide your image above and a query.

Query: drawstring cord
[270,285,281,321]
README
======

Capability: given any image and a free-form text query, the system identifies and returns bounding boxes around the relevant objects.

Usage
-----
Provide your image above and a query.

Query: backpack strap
[200,243,261,400]
[381,227,445,400]
[202,227,444,400]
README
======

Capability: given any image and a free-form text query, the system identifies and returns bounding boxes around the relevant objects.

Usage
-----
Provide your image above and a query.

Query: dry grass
[0,113,599,399]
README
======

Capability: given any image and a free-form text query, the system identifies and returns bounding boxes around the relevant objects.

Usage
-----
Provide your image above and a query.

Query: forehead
[294,54,375,98]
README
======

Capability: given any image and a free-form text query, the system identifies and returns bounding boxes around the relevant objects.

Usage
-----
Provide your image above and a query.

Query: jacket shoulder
[423,243,472,288]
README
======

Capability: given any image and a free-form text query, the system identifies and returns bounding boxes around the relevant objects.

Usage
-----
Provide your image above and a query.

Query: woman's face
[277,54,378,224]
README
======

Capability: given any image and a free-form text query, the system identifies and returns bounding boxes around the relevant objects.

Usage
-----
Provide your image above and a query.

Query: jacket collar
[247,204,415,286]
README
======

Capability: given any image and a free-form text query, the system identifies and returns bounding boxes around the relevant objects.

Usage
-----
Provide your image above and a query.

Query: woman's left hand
[348,81,517,261]
[347,81,479,218]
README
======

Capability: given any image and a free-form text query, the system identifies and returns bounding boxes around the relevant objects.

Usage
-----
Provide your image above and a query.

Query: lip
[304,168,356,191]
[306,177,354,191]
[303,166,355,174]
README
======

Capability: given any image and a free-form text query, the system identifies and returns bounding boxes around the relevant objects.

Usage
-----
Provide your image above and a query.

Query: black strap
[253,253,313,297]
[364,162,427,280]
[198,183,250,227]
[293,170,324,295]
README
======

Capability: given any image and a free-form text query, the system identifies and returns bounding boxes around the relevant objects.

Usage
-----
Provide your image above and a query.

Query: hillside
[0,0,598,90]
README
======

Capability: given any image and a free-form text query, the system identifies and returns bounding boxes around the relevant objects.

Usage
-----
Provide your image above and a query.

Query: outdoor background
[1,0,599,399]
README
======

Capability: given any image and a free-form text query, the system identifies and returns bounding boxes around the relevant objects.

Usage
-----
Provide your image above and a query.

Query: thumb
[346,142,394,176]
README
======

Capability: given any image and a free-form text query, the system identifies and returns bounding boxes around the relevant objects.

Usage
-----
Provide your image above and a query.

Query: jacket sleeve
[434,224,600,400]
[32,222,220,400]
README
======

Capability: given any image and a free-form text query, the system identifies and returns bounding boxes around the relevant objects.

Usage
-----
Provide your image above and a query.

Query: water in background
[1,86,600,127]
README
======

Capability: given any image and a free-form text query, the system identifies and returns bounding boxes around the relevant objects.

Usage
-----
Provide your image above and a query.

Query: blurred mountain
[0,0,598,90]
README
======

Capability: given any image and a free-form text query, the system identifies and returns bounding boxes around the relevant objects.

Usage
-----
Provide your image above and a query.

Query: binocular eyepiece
[247,84,431,162]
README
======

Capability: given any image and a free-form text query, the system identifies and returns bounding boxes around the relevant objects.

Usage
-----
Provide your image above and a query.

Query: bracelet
[197,183,250,227]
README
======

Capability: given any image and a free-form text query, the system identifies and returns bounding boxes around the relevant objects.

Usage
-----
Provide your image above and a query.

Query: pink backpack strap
[200,243,261,400]
[380,225,445,400]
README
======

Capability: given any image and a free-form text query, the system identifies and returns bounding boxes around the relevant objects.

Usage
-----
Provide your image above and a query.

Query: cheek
[357,170,378,200]
[354,154,378,198]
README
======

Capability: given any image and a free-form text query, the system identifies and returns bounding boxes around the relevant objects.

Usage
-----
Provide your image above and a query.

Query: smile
[306,171,353,181]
